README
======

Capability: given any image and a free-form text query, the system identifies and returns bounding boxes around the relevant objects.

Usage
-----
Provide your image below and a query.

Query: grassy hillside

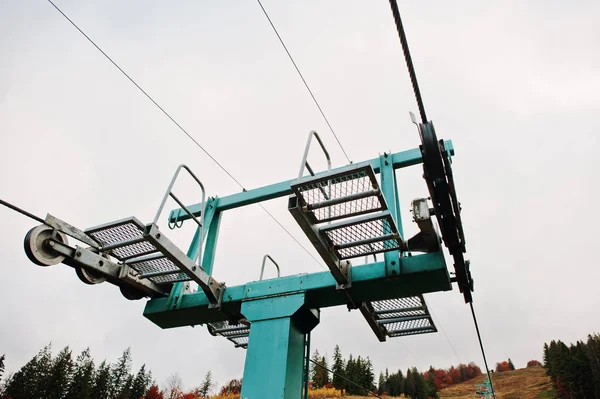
[438,366,558,399]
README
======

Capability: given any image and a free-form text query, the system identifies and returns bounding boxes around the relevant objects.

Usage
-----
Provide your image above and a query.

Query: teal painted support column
[167,198,218,308]
[380,153,402,276]
[241,293,320,399]
[201,208,221,276]
[302,332,310,399]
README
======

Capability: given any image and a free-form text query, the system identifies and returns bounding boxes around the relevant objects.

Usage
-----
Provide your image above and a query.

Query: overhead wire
[255,0,352,165]
[388,0,428,124]
[470,302,497,399]
[387,3,496,397]
[309,359,381,399]
[428,305,462,365]
[0,198,46,224]
[46,0,326,271]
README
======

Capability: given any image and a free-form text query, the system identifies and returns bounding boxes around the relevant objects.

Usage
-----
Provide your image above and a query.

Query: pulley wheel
[119,285,145,301]
[75,266,106,285]
[24,225,69,266]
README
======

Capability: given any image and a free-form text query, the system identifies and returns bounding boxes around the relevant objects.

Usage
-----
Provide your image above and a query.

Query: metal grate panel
[292,165,386,223]
[85,217,156,261]
[386,318,436,337]
[371,295,437,338]
[320,212,403,259]
[126,255,190,284]
[208,321,250,348]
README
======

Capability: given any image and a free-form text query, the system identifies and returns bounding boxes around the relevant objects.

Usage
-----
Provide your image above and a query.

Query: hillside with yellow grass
[438,366,557,399]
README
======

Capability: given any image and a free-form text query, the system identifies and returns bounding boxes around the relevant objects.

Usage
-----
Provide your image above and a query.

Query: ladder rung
[376,315,430,325]
[306,189,380,211]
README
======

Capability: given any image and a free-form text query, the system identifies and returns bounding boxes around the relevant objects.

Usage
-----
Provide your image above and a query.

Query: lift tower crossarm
[168,142,455,223]
[143,251,451,329]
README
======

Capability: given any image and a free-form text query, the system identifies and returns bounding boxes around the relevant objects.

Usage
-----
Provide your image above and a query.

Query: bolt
[76,251,81,257]
[391,270,398,275]
[192,266,196,271]
[391,261,396,266]
[48,240,55,247]
[385,160,389,165]
[156,233,161,239]
[98,260,104,266]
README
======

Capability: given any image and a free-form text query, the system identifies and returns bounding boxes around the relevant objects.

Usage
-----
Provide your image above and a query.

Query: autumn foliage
[423,362,482,390]
[527,359,542,367]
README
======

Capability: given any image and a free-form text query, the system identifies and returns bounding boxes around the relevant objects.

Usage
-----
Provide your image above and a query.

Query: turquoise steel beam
[168,142,455,223]
[240,293,319,399]
[167,197,217,308]
[143,251,451,328]
[380,153,402,276]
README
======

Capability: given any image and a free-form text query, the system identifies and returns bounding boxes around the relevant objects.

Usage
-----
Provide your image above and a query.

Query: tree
[66,348,95,399]
[165,373,183,399]
[0,354,5,380]
[495,361,511,372]
[111,348,132,399]
[310,350,329,389]
[527,360,541,367]
[4,343,53,399]
[145,385,165,399]
[507,358,515,371]
[92,360,112,399]
[46,346,74,399]
[331,345,345,390]
[219,379,242,395]
[130,364,152,399]
[198,370,213,397]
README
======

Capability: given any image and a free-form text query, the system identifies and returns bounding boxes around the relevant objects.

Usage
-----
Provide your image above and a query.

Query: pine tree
[378,372,385,394]
[130,364,152,399]
[111,348,132,399]
[0,354,5,380]
[66,348,95,399]
[199,370,213,397]
[310,350,327,388]
[46,346,74,399]
[320,356,330,387]
[364,357,375,392]
[92,360,112,399]
[507,358,515,371]
[4,343,52,399]
[332,345,345,390]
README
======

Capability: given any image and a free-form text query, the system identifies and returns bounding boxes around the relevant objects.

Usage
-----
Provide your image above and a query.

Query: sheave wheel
[24,225,68,266]
[76,266,106,285]
[120,286,145,301]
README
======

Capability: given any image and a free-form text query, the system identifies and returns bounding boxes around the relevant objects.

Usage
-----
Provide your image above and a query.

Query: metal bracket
[144,223,223,305]
[49,240,166,297]
[406,198,442,253]
[44,214,100,248]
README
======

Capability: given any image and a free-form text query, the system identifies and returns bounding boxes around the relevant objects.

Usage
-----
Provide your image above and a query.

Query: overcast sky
[1,0,599,392]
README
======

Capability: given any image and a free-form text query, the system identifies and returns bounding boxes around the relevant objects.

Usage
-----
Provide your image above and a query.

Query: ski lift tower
[22,121,473,398]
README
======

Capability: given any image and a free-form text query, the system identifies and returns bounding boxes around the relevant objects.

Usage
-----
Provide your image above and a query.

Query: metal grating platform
[85,217,156,261]
[208,321,250,348]
[319,211,405,259]
[126,254,189,285]
[291,164,386,224]
[371,295,437,338]
[85,217,193,286]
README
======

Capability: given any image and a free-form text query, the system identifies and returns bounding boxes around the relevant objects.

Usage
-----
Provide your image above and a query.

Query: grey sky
[1,0,599,392]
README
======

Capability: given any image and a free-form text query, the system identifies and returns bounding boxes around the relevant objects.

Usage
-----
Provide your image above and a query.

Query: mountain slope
[438,366,558,399]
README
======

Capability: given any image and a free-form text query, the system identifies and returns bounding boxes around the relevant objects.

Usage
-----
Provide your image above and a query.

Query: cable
[258,203,326,270]
[47,0,244,190]
[0,198,46,224]
[256,0,352,165]
[46,0,325,270]
[309,358,381,399]
[428,306,462,365]
[469,302,497,399]
[388,0,428,124]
